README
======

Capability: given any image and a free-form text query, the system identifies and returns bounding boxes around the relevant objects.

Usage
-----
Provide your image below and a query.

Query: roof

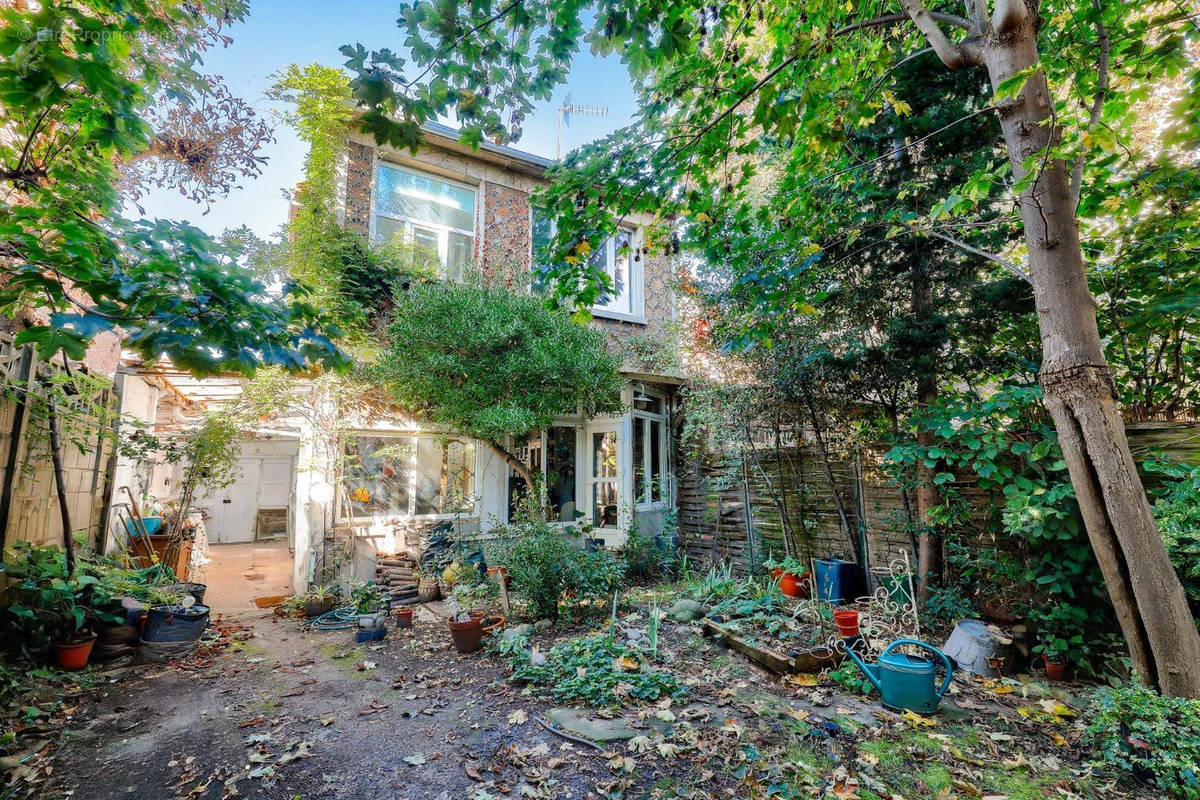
[418,121,555,178]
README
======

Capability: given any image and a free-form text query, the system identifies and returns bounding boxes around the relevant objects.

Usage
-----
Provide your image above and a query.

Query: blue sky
[131,0,635,239]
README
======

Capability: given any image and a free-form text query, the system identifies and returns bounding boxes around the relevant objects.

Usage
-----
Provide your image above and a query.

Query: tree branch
[834,10,976,37]
[1070,0,1110,208]
[992,0,1029,35]
[923,228,1032,282]
[897,0,984,68]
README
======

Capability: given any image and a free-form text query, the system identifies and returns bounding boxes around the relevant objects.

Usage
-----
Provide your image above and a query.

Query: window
[375,163,476,280]
[632,393,668,506]
[590,229,636,316]
[531,209,642,319]
[507,426,579,523]
[344,434,476,518]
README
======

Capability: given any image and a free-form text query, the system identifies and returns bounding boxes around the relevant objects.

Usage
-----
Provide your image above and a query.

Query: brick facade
[341,130,679,377]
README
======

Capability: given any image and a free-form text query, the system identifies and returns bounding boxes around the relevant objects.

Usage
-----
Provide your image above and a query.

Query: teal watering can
[847,639,953,715]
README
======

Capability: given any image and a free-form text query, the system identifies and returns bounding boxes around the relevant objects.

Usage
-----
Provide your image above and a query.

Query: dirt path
[49,608,588,799]
[38,606,1158,800]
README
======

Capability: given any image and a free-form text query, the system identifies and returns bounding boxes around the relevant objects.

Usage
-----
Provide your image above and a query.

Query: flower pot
[487,566,510,588]
[769,567,784,580]
[53,633,96,671]
[143,604,210,644]
[833,609,860,637]
[480,615,506,636]
[447,616,484,653]
[392,607,414,629]
[467,608,487,622]
[1044,660,1067,681]
[357,612,385,629]
[779,571,810,598]
[306,597,336,618]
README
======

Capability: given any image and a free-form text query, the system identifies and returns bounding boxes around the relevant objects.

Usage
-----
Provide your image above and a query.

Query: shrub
[619,521,670,580]
[1146,460,1200,616]
[1085,683,1200,797]
[489,521,625,620]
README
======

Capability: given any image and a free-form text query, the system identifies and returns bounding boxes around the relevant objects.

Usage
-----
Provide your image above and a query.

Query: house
[278,122,685,590]
[102,124,685,593]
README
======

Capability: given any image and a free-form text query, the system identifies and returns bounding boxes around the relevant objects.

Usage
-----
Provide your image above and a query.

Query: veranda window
[375,163,476,280]
[632,393,667,506]
[344,435,476,518]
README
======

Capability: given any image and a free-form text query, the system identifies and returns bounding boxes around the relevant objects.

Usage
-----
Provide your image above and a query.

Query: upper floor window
[375,163,476,280]
[532,209,643,321]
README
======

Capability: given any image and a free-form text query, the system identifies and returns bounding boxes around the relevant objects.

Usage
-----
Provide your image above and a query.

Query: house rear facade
[285,123,684,586]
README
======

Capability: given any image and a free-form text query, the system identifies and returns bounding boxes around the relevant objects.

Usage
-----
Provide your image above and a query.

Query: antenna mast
[556,93,608,159]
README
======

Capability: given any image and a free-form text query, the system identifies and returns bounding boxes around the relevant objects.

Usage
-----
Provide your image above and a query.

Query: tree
[343,1,1200,695]
[373,281,623,491]
[0,0,345,374]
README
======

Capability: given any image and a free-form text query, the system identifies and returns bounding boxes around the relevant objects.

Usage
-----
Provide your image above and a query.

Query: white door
[585,424,621,531]
[211,458,260,543]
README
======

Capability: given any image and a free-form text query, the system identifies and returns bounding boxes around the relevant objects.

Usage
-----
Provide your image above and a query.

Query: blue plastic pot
[142,604,210,643]
[814,558,859,604]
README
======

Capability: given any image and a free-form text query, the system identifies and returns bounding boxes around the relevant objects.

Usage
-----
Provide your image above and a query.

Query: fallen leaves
[507,709,529,725]
[403,752,427,766]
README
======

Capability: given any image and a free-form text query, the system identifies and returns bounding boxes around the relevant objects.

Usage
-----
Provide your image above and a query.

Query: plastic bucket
[815,559,858,603]
[143,604,210,643]
[162,583,207,604]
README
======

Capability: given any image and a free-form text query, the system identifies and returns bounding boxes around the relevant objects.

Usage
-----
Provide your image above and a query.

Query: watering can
[847,638,953,715]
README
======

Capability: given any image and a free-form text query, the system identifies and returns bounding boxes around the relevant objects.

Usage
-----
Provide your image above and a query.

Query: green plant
[1085,684,1200,798]
[350,582,386,615]
[763,554,809,577]
[825,661,874,696]
[2,544,121,656]
[1145,459,1200,619]
[1030,604,1088,668]
[923,584,978,627]
[619,522,668,581]
[507,633,685,708]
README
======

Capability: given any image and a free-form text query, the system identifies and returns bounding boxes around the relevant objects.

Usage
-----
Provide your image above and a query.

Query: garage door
[204,456,295,544]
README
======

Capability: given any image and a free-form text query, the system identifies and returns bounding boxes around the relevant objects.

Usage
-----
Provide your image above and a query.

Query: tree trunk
[487,438,542,522]
[912,259,941,608]
[47,399,76,576]
[981,18,1200,696]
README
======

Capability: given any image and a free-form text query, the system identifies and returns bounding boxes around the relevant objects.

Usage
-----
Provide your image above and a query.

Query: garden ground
[6,591,1161,800]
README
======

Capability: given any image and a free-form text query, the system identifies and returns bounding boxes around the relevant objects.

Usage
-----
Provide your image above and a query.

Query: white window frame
[530,210,645,323]
[631,391,669,510]
[372,161,478,281]
[585,420,623,531]
[342,432,480,522]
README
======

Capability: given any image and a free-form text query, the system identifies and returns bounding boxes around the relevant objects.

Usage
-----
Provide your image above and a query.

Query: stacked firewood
[375,554,419,603]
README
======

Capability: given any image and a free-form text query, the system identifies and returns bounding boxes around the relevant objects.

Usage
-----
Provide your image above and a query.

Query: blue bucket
[142,604,210,643]
[815,559,859,604]
[124,516,163,536]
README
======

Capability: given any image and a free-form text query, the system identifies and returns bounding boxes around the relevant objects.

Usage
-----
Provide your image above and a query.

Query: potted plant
[1035,638,1070,680]
[833,608,860,637]
[304,584,340,618]
[392,605,415,628]
[351,582,387,629]
[446,610,484,653]
[764,556,810,598]
[3,543,119,669]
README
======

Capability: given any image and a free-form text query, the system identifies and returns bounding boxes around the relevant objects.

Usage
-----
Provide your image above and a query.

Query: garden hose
[302,606,358,631]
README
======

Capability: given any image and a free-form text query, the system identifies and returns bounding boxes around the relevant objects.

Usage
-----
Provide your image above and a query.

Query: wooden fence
[678,423,1200,575]
[0,337,116,554]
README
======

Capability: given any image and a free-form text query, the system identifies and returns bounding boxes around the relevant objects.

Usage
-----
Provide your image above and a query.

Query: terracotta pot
[392,607,414,629]
[779,571,810,598]
[487,566,511,588]
[480,615,506,635]
[447,617,484,653]
[1045,660,1067,681]
[769,567,784,579]
[833,609,860,637]
[53,633,96,671]
[467,608,487,622]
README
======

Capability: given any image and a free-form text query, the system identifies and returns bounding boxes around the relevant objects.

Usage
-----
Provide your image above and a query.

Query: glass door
[587,424,620,529]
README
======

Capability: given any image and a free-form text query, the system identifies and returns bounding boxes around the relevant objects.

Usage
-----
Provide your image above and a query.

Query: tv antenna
[557,93,608,159]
